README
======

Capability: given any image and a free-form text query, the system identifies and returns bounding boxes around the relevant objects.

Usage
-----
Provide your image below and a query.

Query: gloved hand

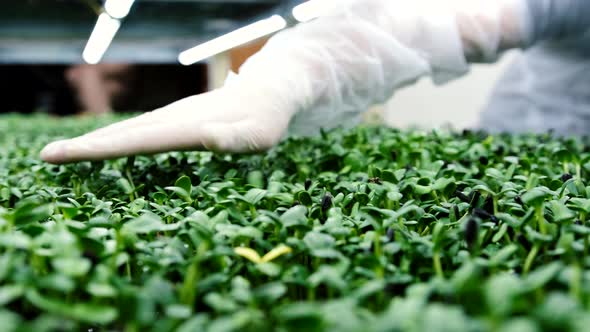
[41,0,532,164]
[41,82,298,164]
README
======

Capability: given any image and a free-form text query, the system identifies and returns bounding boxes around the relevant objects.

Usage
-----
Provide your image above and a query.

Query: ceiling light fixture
[82,13,121,64]
[178,15,287,66]
[104,0,136,19]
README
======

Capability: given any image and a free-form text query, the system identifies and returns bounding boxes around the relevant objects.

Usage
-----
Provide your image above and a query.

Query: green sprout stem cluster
[1,114,590,331]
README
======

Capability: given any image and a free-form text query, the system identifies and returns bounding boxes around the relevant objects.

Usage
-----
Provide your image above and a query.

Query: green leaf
[524,262,562,290]
[275,302,322,321]
[548,200,575,222]
[567,198,590,213]
[489,244,518,266]
[256,262,281,277]
[254,282,287,303]
[485,274,523,317]
[243,188,266,205]
[12,202,52,225]
[535,292,579,329]
[122,213,178,234]
[431,177,455,191]
[296,191,313,206]
[176,314,209,332]
[303,231,335,251]
[280,205,308,228]
[0,310,21,332]
[308,265,346,290]
[175,175,192,194]
[165,304,192,319]
[25,289,117,324]
[521,188,552,206]
[164,186,191,202]
[129,198,147,214]
[51,257,91,277]
[247,170,264,188]
[117,178,134,195]
[0,285,24,306]
[497,318,540,332]
[492,223,509,243]
[86,283,117,298]
[418,304,470,332]
[0,233,31,249]
[38,274,76,293]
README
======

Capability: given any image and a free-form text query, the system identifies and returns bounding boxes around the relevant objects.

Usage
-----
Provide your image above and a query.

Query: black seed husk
[365,241,374,254]
[516,234,531,250]
[453,205,461,220]
[469,191,481,210]
[472,208,491,219]
[368,177,382,184]
[472,208,499,224]
[321,194,333,213]
[483,195,494,214]
[455,190,470,203]
[494,146,505,156]
[464,218,478,248]
[386,228,395,241]
[490,215,499,224]
[390,151,398,161]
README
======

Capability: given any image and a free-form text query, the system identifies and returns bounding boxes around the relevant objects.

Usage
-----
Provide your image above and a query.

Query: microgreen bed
[1,114,590,332]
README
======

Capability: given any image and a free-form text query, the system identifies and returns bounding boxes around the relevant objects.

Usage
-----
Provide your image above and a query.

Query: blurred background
[0,0,283,116]
[0,0,514,129]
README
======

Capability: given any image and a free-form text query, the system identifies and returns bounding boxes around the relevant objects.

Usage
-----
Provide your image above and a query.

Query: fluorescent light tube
[104,0,135,19]
[292,0,339,22]
[179,15,287,66]
[82,13,121,64]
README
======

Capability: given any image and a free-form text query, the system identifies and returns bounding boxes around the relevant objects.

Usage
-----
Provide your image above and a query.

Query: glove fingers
[39,115,275,164]
[40,116,285,164]
[40,120,212,164]
[78,111,163,140]
[80,92,233,140]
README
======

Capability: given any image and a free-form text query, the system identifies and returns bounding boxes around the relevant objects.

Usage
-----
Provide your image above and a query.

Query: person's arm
[39,0,532,164]
[211,0,530,134]
[526,0,590,43]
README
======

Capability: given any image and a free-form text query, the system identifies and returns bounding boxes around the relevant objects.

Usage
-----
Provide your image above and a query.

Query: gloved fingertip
[40,141,68,164]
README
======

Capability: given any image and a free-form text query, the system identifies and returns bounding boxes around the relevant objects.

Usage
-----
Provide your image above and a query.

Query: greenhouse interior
[2,0,590,331]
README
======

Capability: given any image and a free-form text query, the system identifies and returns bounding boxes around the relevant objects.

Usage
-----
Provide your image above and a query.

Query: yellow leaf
[234,247,261,264]
[261,245,292,263]
[483,135,494,146]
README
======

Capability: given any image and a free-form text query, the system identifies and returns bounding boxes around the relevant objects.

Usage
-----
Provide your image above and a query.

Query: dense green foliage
[1,114,590,332]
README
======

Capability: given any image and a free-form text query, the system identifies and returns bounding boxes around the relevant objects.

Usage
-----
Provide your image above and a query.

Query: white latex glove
[41,0,531,164]
[40,83,298,164]
[234,0,531,136]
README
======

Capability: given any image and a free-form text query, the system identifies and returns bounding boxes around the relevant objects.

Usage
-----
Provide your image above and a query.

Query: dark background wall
[0,64,208,114]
